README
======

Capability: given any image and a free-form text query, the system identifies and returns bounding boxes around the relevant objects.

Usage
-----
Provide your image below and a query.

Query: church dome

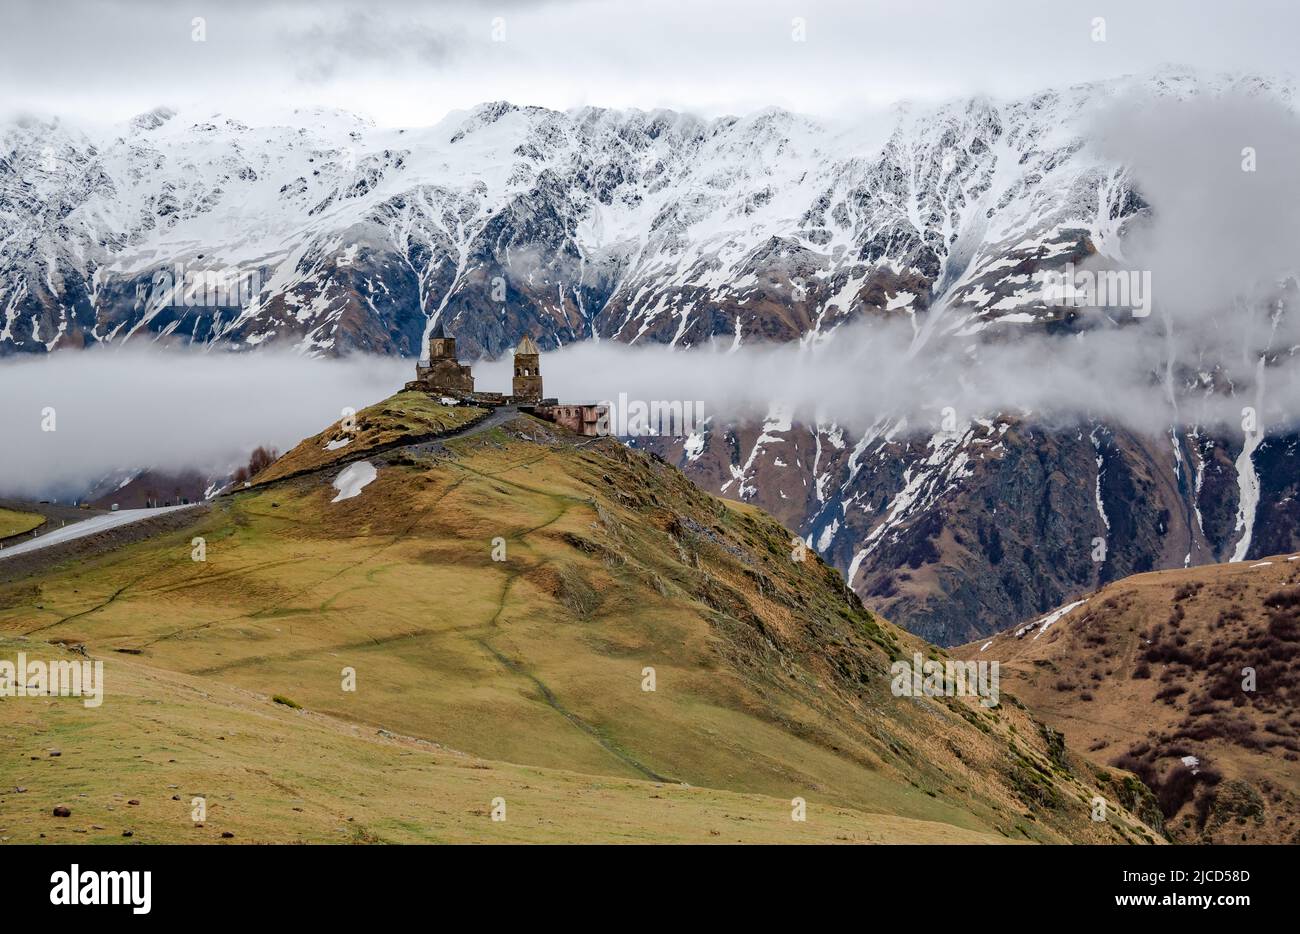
[515,335,540,355]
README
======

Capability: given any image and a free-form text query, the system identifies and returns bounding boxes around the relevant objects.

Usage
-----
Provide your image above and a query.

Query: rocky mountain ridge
[4,68,1298,642]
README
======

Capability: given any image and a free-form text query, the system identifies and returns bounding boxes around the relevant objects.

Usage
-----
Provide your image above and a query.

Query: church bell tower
[512,335,542,402]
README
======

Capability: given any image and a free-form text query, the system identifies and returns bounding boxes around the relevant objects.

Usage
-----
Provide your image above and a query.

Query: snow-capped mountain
[5,68,1298,644]
[5,69,1250,359]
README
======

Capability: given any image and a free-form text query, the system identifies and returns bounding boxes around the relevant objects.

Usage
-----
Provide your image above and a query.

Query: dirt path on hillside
[471,635,678,784]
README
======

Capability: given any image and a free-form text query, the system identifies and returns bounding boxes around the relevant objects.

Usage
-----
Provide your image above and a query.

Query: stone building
[512,335,543,402]
[534,402,607,436]
[406,326,606,434]
[408,321,474,395]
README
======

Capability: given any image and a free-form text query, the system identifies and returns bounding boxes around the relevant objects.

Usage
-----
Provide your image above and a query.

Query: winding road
[0,504,200,561]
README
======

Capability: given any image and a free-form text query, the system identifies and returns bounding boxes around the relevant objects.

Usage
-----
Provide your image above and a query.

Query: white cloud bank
[5,0,1300,126]
[0,349,408,499]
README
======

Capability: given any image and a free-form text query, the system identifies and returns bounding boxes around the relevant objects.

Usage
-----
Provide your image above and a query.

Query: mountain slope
[0,635,1009,844]
[0,399,1161,843]
[651,415,1299,645]
[7,70,1298,645]
[956,555,1300,843]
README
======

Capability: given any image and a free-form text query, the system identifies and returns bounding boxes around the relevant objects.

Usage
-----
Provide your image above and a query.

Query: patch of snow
[1090,428,1110,533]
[1014,599,1087,640]
[0,504,197,561]
[331,461,377,502]
[1230,357,1266,562]
[1034,599,1087,639]
[816,517,839,552]
[885,290,915,311]
[683,429,706,462]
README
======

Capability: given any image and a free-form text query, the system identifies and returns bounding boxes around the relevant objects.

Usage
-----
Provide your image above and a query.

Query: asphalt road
[0,504,199,561]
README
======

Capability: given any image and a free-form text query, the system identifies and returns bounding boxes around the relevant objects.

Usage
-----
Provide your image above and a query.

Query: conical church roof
[430,319,449,340]
[516,335,540,355]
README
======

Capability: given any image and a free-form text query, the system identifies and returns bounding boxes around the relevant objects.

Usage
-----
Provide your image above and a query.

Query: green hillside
[0,399,1161,844]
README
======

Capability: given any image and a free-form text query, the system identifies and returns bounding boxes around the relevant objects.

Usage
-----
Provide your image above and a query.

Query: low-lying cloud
[0,349,408,500]
[499,310,1299,438]
[2,305,1297,502]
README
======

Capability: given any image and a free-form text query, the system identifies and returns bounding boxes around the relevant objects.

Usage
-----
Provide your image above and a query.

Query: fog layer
[1,350,408,499]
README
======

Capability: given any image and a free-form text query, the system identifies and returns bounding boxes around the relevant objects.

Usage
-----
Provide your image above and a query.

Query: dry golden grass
[957,556,1300,843]
[252,391,487,485]
[0,404,1165,844]
[0,508,44,539]
[0,637,1016,844]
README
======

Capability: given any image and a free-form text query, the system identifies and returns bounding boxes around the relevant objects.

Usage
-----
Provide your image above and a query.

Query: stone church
[512,335,542,402]
[406,324,545,405]
[409,321,476,395]
[404,323,605,434]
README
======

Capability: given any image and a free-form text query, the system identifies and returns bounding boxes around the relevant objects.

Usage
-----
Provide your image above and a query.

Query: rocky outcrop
[643,415,1300,645]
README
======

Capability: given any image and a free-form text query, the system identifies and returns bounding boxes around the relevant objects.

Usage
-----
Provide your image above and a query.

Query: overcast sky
[3,0,1298,126]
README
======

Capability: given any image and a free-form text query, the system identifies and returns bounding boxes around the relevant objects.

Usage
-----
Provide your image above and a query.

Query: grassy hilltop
[0,396,1161,844]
